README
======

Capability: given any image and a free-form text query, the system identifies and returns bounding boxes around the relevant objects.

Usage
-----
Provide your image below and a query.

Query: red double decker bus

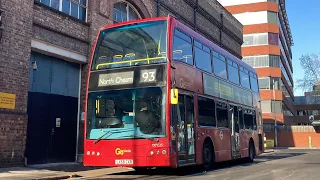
[84,16,263,170]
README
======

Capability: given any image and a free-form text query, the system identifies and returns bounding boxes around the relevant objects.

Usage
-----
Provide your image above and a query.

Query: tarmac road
[78,149,320,180]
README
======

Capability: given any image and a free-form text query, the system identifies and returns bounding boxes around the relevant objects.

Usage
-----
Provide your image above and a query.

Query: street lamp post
[273,79,278,147]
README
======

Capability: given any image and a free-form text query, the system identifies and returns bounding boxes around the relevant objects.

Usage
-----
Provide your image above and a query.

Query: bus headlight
[87,151,90,155]
[150,151,154,155]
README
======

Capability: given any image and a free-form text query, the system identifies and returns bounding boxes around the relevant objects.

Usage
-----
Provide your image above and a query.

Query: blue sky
[286,1,320,96]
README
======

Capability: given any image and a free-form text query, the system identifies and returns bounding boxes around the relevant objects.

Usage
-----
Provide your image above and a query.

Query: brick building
[295,86,320,125]
[0,0,243,167]
[218,1,295,126]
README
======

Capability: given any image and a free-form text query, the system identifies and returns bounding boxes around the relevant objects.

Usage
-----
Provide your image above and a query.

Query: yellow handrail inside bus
[113,55,123,58]
[125,53,136,57]
[96,56,166,69]
[173,50,183,54]
[158,40,161,55]
[99,56,108,59]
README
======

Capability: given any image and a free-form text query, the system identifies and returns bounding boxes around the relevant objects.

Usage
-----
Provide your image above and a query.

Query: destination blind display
[98,69,157,87]
[89,65,165,91]
[98,71,135,87]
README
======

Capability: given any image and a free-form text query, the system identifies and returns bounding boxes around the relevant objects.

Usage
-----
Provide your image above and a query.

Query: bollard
[309,136,312,149]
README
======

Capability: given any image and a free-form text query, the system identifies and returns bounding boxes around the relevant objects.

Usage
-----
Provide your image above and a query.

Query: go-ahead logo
[115,148,131,155]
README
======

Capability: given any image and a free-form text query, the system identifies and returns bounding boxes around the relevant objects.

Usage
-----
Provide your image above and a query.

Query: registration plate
[115,159,134,165]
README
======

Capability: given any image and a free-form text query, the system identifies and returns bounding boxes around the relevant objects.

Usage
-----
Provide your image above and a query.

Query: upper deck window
[240,66,250,89]
[227,60,239,84]
[250,72,259,93]
[172,30,193,65]
[195,40,212,72]
[92,20,167,70]
[213,52,227,79]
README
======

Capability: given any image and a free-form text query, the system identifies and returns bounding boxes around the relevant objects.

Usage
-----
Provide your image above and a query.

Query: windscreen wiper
[134,134,159,142]
[94,131,112,144]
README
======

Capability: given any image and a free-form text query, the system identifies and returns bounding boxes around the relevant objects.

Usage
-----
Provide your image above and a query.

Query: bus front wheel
[202,141,214,171]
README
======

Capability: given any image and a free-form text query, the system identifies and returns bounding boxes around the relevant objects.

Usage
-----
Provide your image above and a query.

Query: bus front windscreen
[92,20,168,70]
[86,87,166,140]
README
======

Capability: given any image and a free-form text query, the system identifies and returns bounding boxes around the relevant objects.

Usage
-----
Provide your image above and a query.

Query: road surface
[77,149,320,180]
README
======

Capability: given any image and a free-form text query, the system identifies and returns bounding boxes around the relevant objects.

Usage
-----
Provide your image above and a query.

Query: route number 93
[140,69,156,83]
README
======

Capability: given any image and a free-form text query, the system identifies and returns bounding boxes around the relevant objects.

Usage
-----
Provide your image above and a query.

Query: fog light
[150,151,154,155]
[162,150,166,154]
[157,150,160,155]
[97,152,100,156]
[92,151,95,155]
[87,151,90,155]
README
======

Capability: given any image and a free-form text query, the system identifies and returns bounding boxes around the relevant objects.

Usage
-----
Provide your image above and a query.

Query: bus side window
[239,107,244,129]
[253,110,257,130]
[216,101,228,128]
[244,109,254,130]
[186,96,194,125]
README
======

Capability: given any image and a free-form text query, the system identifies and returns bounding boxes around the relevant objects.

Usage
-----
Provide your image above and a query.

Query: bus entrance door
[176,94,196,165]
[230,105,241,159]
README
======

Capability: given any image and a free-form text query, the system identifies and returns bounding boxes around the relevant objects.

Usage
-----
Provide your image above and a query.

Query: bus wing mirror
[171,89,178,104]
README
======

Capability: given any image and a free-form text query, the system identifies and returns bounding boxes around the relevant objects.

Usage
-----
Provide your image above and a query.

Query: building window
[267,11,278,24]
[269,33,279,45]
[113,1,141,23]
[35,0,87,21]
[258,78,270,90]
[243,33,268,46]
[261,100,283,113]
[243,33,279,47]
[242,55,280,68]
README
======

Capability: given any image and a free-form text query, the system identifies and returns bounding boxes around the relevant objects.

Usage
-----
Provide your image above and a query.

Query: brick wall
[0,114,27,168]
[265,126,320,147]
[32,3,90,56]
[0,0,33,167]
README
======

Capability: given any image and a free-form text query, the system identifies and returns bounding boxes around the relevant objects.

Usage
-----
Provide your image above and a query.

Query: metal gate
[25,52,80,164]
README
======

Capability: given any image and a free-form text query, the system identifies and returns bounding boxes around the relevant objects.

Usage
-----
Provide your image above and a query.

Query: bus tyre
[202,141,214,171]
[247,142,255,163]
[133,167,148,173]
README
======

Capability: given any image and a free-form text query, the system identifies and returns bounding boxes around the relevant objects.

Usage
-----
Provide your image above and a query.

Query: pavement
[1,148,320,180]
[0,162,132,180]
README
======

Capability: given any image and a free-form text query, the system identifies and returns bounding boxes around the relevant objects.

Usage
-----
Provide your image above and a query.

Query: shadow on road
[103,152,306,178]
[256,152,305,161]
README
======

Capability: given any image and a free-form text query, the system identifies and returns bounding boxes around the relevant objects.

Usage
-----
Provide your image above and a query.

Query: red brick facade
[265,127,320,147]
[0,0,244,167]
